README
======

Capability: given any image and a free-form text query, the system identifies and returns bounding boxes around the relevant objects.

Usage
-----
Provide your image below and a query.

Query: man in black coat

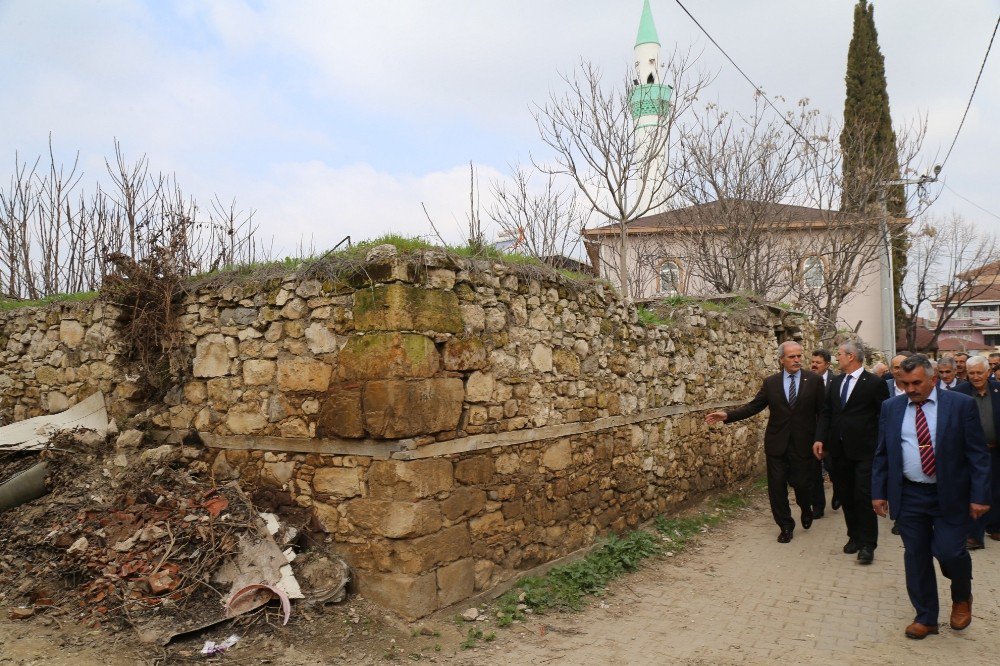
[813,341,891,564]
[954,355,1000,548]
[707,341,825,543]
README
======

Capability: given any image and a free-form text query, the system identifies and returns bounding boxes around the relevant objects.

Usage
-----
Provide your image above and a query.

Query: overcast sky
[1,0,997,255]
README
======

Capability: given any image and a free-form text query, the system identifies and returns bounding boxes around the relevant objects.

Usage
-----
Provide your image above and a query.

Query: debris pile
[0,428,349,645]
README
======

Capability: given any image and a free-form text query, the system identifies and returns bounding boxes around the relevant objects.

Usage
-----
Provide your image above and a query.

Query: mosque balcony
[629,83,673,119]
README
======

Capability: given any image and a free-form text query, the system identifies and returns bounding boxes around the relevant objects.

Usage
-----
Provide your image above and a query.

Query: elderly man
[872,354,991,639]
[814,341,890,564]
[954,356,1000,549]
[707,341,825,542]
[937,357,959,390]
[955,352,970,383]
[873,361,889,378]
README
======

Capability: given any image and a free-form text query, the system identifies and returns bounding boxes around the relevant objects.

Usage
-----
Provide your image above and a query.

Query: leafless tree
[486,166,590,263]
[899,214,1000,352]
[533,53,712,300]
[0,139,263,301]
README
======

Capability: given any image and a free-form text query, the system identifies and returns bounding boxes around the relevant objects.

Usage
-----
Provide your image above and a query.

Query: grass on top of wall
[491,482,761,627]
[0,291,98,311]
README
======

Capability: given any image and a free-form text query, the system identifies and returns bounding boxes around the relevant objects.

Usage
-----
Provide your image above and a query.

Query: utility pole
[876,167,940,358]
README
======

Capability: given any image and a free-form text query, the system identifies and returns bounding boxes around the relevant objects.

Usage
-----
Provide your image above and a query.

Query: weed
[461,627,485,650]
[637,306,671,327]
[0,291,98,311]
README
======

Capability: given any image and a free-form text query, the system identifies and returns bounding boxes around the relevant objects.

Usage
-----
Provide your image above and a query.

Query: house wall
[590,230,888,351]
[0,251,817,618]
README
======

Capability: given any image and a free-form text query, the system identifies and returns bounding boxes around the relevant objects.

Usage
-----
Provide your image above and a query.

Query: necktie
[788,374,797,407]
[840,375,852,407]
[914,401,936,477]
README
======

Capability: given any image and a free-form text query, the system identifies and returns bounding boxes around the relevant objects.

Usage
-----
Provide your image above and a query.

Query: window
[801,256,824,288]
[659,260,681,295]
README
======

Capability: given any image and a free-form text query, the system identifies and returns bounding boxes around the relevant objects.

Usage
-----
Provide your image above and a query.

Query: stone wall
[0,249,815,618]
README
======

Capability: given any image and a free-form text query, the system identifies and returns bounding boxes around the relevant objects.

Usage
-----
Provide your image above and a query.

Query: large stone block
[194,334,232,377]
[442,336,487,371]
[277,356,332,392]
[226,403,267,434]
[338,333,439,380]
[440,486,487,521]
[353,283,462,333]
[345,499,442,538]
[362,378,463,438]
[313,466,362,498]
[464,371,494,403]
[368,459,454,500]
[436,558,475,608]
[59,320,85,348]
[316,383,364,438]
[356,571,438,620]
[370,524,470,574]
[242,359,276,385]
[305,322,339,354]
[454,456,493,485]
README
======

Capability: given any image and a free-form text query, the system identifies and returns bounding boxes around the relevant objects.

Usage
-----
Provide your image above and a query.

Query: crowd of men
[707,343,1000,640]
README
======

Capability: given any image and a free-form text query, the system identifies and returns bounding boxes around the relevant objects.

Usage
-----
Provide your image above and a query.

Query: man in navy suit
[937,357,959,390]
[953,355,1000,548]
[814,341,890,564]
[872,354,991,639]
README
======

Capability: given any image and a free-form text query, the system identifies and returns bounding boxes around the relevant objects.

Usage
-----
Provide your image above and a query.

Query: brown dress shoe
[989,532,1000,541]
[904,622,939,639]
[966,538,985,550]
[951,597,972,630]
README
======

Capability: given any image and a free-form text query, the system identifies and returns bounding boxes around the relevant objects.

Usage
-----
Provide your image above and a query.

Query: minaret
[629,0,673,213]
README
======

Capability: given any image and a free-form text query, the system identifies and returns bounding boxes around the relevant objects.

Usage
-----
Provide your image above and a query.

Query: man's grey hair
[900,354,934,375]
[838,340,866,365]
[937,356,956,369]
[967,355,990,371]
[777,340,802,358]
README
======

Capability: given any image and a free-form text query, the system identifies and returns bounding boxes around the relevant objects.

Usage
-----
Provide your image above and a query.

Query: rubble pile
[0,430,338,643]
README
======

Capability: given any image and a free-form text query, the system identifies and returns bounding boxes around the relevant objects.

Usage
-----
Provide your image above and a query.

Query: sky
[1,0,998,257]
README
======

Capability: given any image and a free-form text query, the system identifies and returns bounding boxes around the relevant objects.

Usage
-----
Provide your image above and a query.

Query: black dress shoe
[843,540,860,554]
[857,546,874,564]
[801,507,814,530]
[891,522,900,535]
[831,497,841,510]
[812,510,825,519]
[777,529,794,543]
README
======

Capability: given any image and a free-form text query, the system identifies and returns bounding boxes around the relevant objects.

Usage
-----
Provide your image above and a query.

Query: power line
[939,14,999,172]
[942,182,1000,222]
[671,0,821,155]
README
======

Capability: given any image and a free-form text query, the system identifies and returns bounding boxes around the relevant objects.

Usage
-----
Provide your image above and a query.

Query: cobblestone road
[469,486,1000,665]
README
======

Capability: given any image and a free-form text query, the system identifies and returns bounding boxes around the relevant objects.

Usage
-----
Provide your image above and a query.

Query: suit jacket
[872,389,992,520]
[953,378,1000,447]
[937,379,959,391]
[816,369,890,461]
[725,370,825,457]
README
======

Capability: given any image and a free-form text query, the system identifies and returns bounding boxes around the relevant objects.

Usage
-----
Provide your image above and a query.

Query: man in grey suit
[872,354,991,639]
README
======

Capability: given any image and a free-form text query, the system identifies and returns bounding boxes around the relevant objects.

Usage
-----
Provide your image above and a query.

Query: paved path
[469,487,1000,665]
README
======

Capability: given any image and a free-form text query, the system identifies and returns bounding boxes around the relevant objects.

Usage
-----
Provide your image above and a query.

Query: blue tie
[840,375,852,407]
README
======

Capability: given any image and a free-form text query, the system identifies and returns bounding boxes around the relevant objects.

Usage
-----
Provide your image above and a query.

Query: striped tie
[914,401,935,477]
[788,374,797,407]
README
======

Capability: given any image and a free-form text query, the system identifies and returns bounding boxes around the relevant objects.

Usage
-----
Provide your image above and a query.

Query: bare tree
[486,166,590,263]
[533,53,711,300]
[899,214,1000,352]
[0,139,263,301]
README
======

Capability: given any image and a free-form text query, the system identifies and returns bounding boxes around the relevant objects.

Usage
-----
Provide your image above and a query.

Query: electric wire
[942,182,1000,223]
[671,0,821,155]
[938,14,1000,173]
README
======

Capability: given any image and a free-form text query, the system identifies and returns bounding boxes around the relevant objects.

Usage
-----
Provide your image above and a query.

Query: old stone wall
[0,249,815,618]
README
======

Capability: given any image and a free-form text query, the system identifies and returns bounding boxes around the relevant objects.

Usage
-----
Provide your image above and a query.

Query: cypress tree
[841,1,907,325]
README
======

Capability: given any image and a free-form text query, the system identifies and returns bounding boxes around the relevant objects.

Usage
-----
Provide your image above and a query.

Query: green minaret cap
[635,0,660,47]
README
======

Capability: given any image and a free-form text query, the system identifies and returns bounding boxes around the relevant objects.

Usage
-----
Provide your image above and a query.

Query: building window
[801,256,824,288]
[659,260,681,295]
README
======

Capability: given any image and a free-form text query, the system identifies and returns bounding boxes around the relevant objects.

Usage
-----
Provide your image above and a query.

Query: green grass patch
[493,485,759,625]
[637,305,671,327]
[0,291,98,311]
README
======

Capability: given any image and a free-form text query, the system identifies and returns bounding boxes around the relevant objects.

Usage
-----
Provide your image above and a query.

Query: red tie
[914,401,936,477]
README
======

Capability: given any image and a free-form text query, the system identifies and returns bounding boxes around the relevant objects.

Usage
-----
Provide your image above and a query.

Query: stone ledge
[148,398,746,460]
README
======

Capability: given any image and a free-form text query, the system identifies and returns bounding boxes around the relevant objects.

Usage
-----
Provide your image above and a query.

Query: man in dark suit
[813,341,890,564]
[707,341,825,542]
[937,357,959,390]
[809,349,834,516]
[954,355,1000,548]
[872,354,991,639]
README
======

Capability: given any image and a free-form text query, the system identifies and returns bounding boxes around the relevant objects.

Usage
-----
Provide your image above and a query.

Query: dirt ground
[4,485,999,664]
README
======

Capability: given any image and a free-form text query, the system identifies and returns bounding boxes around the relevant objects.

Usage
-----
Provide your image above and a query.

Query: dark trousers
[898,480,973,625]
[766,448,813,531]
[810,457,826,512]
[969,448,1000,541]
[830,454,878,549]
